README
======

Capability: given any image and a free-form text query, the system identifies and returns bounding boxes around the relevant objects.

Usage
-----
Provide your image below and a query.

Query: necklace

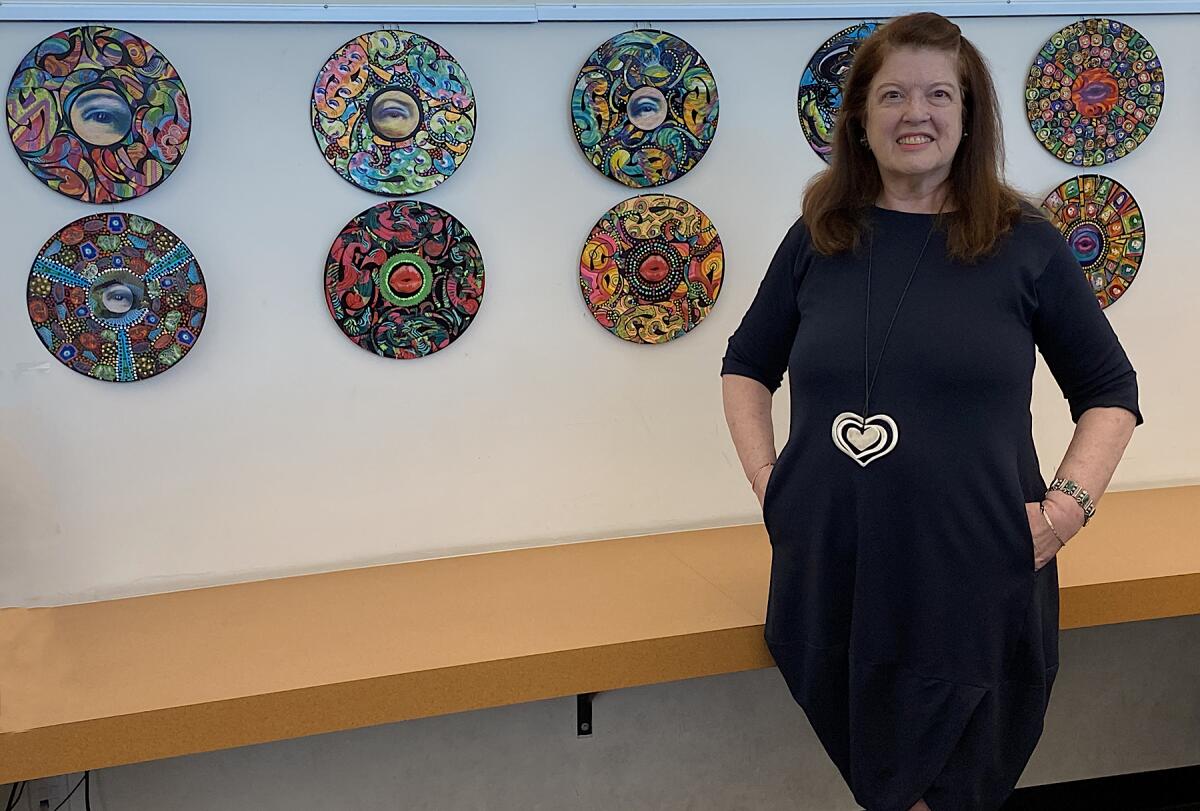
[831,211,937,467]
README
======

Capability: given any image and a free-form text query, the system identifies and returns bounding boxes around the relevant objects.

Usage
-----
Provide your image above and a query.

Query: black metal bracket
[576,692,595,736]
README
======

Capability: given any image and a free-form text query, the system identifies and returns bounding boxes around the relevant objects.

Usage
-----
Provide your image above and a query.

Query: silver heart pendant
[831,411,899,467]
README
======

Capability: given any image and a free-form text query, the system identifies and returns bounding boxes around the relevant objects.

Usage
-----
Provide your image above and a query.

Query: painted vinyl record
[579,194,723,344]
[324,201,484,358]
[1025,18,1164,167]
[571,30,718,188]
[798,22,879,163]
[1040,174,1144,308]
[28,213,206,382]
[312,30,475,195]
[6,26,191,202]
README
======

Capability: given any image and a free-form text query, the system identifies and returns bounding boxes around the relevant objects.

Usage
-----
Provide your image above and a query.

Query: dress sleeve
[1032,233,1144,425]
[719,219,806,393]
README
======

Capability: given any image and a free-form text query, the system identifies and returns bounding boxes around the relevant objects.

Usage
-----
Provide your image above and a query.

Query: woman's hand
[1025,499,1082,571]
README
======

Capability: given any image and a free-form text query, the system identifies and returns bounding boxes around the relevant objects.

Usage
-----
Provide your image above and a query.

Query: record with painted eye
[1040,174,1144,308]
[324,201,484,358]
[1025,18,1164,167]
[579,194,723,343]
[27,214,206,381]
[571,30,718,188]
[797,22,878,163]
[311,30,475,195]
[6,26,191,202]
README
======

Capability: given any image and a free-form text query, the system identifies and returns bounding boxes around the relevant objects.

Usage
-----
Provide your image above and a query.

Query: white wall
[1,15,1195,606]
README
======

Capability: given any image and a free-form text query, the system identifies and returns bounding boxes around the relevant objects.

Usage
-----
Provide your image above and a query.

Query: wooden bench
[2,485,1196,784]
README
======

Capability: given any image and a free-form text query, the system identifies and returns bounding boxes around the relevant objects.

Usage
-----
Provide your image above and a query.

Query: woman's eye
[85,110,113,123]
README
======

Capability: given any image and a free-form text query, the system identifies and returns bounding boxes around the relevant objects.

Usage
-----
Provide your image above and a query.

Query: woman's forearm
[1043,405,1139,526]
[721,374,778,484]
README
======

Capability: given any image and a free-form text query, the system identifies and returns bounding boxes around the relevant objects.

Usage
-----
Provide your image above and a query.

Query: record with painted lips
[27,213,206,381]
[1040,174,1144,308]
[311,30,475,195]
[797,22,879,163]
[6,26,191,202]
[571,30,718,188]
[579,194,723,344]
[324,201,484,358]
[1025,18,1164,167]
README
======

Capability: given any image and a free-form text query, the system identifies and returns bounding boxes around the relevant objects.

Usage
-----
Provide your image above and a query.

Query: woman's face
[863,47,963,189]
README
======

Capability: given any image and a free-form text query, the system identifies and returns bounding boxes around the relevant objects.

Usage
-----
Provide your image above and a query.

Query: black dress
[720,206,1143,811]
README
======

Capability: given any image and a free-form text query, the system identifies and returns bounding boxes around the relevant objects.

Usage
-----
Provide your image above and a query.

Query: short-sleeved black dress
[720,206,1142,811]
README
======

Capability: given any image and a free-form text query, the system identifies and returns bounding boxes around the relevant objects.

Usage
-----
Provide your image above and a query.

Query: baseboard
[1003,764,1200,810]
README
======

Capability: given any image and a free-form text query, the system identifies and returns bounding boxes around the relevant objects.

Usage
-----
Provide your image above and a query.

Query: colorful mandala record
[571,30,719,188]
[311,30,475,195]
[324,201,484,358]
[1026,18,1164,167]
[579,194,723,344]
[798,22,878,163]
[6,26,190,202]
[27,214,206,382]
[1041,175,1144,308]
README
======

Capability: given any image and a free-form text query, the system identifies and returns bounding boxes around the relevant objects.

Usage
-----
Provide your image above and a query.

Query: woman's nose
[902,98,930,121]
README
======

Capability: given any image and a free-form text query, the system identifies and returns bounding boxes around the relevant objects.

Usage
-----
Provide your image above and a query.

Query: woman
[721,13,1141,811]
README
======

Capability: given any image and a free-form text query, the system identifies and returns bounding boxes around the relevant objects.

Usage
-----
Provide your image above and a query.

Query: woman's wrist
[1040,496,1082,545]
[1044,485,1090,524]
[1044,489,1085,523]
[1038,502,1065,547]
[750,462,775,492]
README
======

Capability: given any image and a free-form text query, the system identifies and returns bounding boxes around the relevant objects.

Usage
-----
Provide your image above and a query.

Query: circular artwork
[1025,18,1164,167]
[571,30,719,188]
[797,22,879,163]
[579,194,723,344]
[324,201,484,358]
[28,213,206,382]
[311,30,475,195]
[5,26,191,202]
[1040,174,1144,308]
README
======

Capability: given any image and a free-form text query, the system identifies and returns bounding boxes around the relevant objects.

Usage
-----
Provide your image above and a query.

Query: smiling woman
[721,11,1142,811]
[863,48,963,209]
[803,12,1021,259]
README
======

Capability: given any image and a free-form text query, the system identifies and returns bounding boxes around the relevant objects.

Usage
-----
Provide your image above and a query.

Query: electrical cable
[5,782,26,811]
[50,772,87,811]
[84,771,91,811]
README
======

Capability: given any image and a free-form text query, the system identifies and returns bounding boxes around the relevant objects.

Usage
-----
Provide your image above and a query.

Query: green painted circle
[375,252,433,307]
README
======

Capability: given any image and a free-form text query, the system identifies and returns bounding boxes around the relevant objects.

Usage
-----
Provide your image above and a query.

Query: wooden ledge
[1,485,1196,784]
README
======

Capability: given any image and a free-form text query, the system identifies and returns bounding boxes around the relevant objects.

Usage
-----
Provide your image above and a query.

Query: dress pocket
[1020,501,1037,574]
[761,463,782,529]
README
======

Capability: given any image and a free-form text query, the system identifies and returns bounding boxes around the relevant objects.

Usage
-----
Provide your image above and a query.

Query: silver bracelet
[1048,477,1096,526]
[1039,501,1067,546]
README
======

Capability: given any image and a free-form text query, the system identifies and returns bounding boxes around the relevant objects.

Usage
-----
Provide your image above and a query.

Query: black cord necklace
[832,207,939,467]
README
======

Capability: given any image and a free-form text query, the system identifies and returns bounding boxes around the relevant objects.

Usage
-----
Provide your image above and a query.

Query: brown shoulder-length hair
[803,12,1027,262]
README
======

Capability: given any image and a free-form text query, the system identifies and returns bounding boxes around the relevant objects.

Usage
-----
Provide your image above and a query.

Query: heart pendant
[831,412,899,467]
